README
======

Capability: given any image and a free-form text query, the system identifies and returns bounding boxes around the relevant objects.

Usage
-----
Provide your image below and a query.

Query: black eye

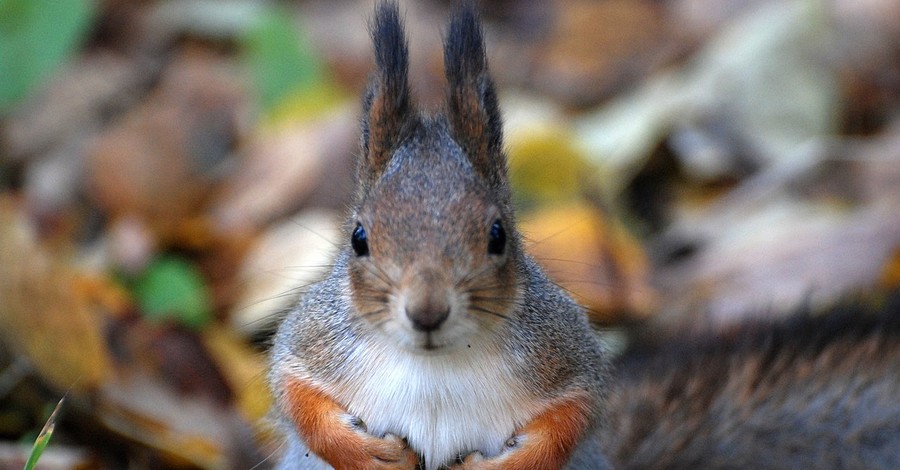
[487,219,506,255]
[351,223,369,256]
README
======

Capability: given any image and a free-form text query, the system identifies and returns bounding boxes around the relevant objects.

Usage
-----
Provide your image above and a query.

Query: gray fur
[270,248,610,468]
[602,302,900,469]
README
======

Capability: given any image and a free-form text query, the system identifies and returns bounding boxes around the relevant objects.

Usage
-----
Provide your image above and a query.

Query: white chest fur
[330,340,538,470]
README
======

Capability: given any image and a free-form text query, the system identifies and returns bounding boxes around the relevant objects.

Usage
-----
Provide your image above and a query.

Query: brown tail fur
[603,295,900,469]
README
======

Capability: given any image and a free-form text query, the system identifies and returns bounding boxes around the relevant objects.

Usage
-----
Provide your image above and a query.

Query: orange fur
[368,92,396,165]
[282,376,419,470]
[454,393,593,470]
[450,89,490,159]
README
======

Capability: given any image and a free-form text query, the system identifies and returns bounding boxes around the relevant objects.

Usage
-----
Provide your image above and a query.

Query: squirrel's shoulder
[270,252,357,371]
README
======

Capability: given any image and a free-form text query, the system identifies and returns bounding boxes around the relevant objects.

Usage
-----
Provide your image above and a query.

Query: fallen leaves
[86,50,245,247]
[2,0,900,466]
[0,200,268,467]
[0,200,111,393]
[521,201,655,324]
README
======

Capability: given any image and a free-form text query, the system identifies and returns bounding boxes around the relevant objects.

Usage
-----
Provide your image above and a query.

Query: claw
[463,451,485,463]
[382,433,407,446]
[361,432,418,469]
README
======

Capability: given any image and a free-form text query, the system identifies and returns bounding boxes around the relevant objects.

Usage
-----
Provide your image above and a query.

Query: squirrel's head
[346,2,520,353]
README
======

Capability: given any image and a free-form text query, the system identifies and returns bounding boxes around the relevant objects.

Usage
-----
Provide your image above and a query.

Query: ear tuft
[372,1,408,92]
[444,2,505,188]
[360,1,413,189]
[444,4,487,92]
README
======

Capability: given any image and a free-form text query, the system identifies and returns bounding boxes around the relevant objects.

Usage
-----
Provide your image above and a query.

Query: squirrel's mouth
[381,306,477,354]
[421,333,441,351]
[412,332,440,352]
[405,331,459,355]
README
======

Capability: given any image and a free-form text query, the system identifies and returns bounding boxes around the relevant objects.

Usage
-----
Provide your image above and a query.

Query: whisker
[548,279,653,297]
[355,293,390,303]
[456,264,495,288]
[469,296,518,304]
[286,218,344,250]
[468,305,510,321]
[233,286,308,313]
[538,278,618,319]
[532,257,609,269]
[464,285,507,294]
[360,308,388,319]
[248,433,286,470]
[370,262,397,288]
[359,261,394,288]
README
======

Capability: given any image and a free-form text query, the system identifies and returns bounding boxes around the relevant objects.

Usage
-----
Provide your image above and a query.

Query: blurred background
[1,0,899,468]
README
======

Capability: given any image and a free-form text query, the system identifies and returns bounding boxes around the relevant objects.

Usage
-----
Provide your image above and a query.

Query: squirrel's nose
[403,268,451,332]
[405,299,450,332]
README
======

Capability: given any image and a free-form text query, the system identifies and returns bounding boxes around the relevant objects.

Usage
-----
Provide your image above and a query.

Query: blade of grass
[23,395,65,470]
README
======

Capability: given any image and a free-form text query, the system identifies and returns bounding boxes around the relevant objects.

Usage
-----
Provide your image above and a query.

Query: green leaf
[0,0,94,113]
[241,8,326,116]
[132,255,213,330]
[24,396,65,470]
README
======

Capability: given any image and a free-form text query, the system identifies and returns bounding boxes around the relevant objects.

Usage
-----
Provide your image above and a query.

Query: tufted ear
[444,3,505,189]
[360,2,413,189]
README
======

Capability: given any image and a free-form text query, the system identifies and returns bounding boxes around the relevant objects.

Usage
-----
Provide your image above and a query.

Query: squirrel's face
[347,129,520,353]
[346,4,516,353]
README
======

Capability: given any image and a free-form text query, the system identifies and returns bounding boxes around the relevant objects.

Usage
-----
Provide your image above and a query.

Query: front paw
[358,432,419,470]
[451,436,518,470]
[452,451,499,470]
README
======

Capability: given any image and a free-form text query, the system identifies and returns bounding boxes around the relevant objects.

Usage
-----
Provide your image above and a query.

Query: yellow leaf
[520,200,656,324]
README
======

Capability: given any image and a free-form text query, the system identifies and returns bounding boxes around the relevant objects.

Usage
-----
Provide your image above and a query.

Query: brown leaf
[0,199,111,393]
[87,50,245,245]
[99,317,264,468]
[201,326,272,432]
[210,105,358,235]
[529,0,671,105]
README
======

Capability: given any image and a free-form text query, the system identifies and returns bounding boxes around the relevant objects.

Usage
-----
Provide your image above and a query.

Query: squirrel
[268,2,609,470]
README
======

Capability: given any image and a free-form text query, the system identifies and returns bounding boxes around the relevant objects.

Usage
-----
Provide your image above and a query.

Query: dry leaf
[210,105,357,235]
[201,326,272,435]
[87,50,244,244]
[521,200,655,324]
[651,127,900,330]
[98,316,263,468]
[229,210,342,336]
[0,199,111,393]
[529,0,670,105]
